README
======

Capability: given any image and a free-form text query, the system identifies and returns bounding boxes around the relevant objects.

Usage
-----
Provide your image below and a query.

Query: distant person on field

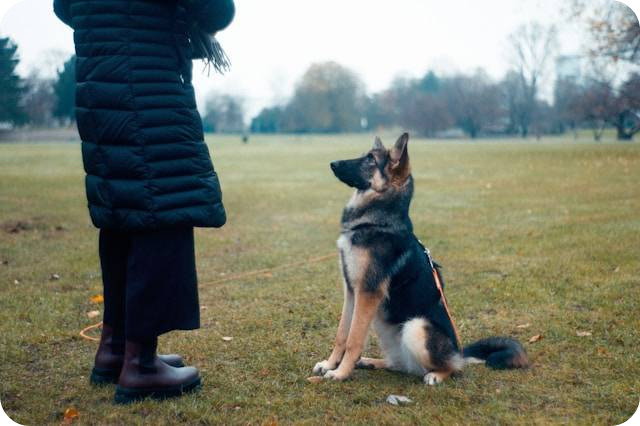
[53,0,234,403]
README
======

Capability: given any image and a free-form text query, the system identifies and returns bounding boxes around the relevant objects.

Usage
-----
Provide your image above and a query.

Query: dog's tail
[463,337,529,369]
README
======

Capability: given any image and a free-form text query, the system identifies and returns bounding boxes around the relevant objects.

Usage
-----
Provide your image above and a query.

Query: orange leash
[79,321,102,342]
[79,246,462,350]
[79,253,336,342]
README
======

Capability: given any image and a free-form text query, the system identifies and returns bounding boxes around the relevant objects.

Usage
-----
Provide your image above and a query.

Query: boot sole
[113,377,201,404]
[90,367,119,385]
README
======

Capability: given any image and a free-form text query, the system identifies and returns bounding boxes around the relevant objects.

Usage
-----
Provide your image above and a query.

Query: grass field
[0,134,639,425]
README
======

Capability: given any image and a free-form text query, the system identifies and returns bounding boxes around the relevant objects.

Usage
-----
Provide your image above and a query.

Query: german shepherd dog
[313,133,529,385]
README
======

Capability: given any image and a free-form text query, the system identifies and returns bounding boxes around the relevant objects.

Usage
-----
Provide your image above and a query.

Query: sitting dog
[313,133,529,385]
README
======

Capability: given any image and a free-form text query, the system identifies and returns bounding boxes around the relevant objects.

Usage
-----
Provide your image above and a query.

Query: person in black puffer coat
[53,0,234,403]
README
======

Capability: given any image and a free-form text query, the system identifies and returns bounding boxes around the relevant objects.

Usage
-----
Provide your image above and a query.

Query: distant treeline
[249,2,640,142]
[1,1,638,141]
[247,61,639,141]
[246,9,640,141]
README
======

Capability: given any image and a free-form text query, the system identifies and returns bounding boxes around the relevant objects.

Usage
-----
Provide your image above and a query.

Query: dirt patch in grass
[1,217,67,235]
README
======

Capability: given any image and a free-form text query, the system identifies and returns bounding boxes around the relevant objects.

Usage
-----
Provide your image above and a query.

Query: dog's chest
[337,233,359,287]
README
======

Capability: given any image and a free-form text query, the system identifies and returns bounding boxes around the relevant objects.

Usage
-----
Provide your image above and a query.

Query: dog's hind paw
[424,372,444,386]
[313,360,335,375]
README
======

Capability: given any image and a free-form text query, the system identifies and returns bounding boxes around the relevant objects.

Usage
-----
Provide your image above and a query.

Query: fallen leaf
[516,323,531,329]
[259,368,270,377]
[528,334,543,343]
[597,347,608,356]
[613,266,620,273]
[222,336,233,342]
[63,407,79,423]
[306,376,323,384]
[386,395,413,406]
[50,273,60,281]
[86,310,100,319]
[13,279,20,285]
[90,294,104,304]
[576,331,592,337]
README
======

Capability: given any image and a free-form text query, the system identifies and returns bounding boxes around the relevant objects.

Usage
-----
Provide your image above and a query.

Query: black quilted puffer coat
[53,0,234,230]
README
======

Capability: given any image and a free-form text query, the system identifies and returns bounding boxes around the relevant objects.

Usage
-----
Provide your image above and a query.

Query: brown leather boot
[114,338,201,404]
[90,324,185,385]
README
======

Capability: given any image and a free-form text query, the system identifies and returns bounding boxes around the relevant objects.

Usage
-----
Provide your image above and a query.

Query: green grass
[0,134,639,425]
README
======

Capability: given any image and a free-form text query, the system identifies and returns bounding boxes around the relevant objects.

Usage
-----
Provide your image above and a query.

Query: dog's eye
[366,153,376,163]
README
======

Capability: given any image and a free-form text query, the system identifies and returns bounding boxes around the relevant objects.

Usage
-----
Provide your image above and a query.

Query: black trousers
[99,227,200,340]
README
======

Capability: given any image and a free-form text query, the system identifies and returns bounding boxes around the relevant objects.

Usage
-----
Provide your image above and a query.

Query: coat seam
[126,1,157,229]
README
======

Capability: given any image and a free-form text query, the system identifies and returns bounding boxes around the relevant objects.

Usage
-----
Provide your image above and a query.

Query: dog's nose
[330,161,339,171]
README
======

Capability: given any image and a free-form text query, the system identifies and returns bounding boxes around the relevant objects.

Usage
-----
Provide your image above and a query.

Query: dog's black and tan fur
[313,133,529,385]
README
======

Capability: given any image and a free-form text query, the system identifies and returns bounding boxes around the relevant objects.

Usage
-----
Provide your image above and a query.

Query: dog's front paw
[323,369,350,381]
[424,372,444,386]
[313,360,336,375]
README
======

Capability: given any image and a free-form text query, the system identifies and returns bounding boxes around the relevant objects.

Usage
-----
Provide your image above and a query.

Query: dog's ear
[389,133,410,184]
[390,133,408,163]
[372,136,385,150]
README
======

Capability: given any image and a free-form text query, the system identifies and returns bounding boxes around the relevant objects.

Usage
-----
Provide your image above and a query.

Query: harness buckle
[417,238,435,269]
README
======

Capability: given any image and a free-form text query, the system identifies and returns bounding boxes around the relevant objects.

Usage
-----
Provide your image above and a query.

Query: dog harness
[417,239,463,352]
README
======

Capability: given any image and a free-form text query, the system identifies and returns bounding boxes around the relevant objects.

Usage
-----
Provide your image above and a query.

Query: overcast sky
[0,0,627,119]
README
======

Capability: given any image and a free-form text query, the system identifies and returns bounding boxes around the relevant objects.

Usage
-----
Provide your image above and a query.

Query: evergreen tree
[53,55,76,123]
[0,37,25,125]
[418,70,441,93]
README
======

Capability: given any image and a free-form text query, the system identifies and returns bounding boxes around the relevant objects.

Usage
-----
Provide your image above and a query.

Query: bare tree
[203,93,245,133]
[400,91,452,137]
[283,62,365,133]
[570,0,640,64]
[507,22,558,137]
[578,58,640,141]
[579,79,616,141]
[364,91,398,131]
[609,72,640,140]
[388,74,452,137]
[442,70,502,138]
[530,99,556,139]
[21,71,56,127]
[563,1,640,140]
[553,76,584,138]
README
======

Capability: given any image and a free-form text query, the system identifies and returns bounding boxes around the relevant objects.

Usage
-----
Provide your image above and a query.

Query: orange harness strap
[419,239,463,352]
[432,267,462,352]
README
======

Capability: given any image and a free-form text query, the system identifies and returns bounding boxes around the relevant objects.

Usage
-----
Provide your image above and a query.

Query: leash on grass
[80,321,102,342]
[78,252,336,342]
[418,239,463,353]
[78,247,462,346]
